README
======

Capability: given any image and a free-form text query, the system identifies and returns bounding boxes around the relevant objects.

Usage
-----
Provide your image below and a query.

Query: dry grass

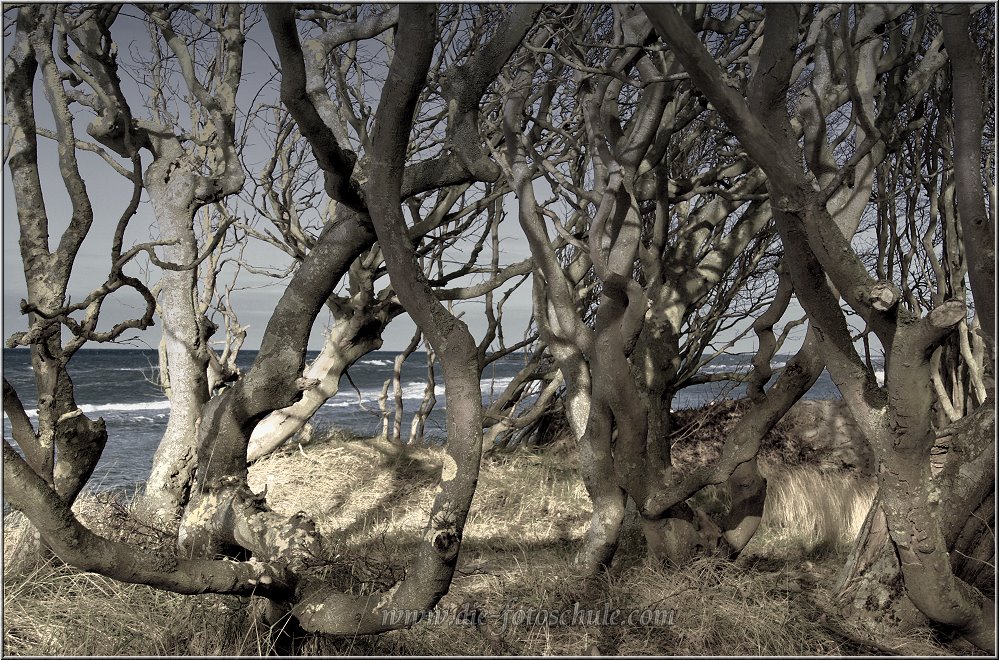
[3,554,264,656]
[2,429,969,656]
[749,462,877,558]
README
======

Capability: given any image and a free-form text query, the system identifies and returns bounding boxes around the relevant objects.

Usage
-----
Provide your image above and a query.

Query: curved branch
[3,441,295,599]
[265,4,365,210]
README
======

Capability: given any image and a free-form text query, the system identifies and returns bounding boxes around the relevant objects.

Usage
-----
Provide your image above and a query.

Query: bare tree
[6,3,992,648]
[4,2,543,636]
[491,4,836,572]
[645,3,994,650]
[244,8,540,458]
[3,5,156,569]
[23,4,253,527]
[941,4,995,349]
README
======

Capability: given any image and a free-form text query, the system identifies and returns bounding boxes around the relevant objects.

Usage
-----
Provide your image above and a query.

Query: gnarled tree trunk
[137,145,212,528]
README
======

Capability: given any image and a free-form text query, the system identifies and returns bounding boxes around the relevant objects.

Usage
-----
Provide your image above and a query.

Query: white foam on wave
[81,401,171,414]
[361,359,393,367]
[400,381,447,400]
[481,376,517,400]
[321,381,444,410]
[482,375,516,389]
[701,364,746,373]
[2,373,533,421]
[320,375,518,411]
[20,400,171,419]
[323,398,360,409]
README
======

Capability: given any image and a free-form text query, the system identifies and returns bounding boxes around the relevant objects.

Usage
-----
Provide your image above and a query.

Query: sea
[2,348,862,492]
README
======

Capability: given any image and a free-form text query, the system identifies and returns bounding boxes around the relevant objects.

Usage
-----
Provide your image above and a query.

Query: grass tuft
[746,461,877,558]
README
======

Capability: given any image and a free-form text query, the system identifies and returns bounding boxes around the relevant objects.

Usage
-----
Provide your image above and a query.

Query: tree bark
[940,4,995,346]
[408,347,437,445]
[137,144,213,528]
[4,441,295,599]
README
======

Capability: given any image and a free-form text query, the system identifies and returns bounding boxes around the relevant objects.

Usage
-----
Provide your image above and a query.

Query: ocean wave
[481,375,517,394]
[319,375,519,411]
[81,401,171,415]
[21,400,171,419]
[322,398,361,409]
[712,360,788,371]
[360,359,393,367]
[321,381,444,410]
[701,364,748,373]
[399,381,447,401]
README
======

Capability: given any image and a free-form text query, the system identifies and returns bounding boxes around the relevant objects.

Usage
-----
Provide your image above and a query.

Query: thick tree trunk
[720,459,767,553]
[940,4,995,345]
[576,270,647,571]
[840,487,996,631]
[950,492,996,594]
[136,150,211,529]
[837,400,996,624]
[835,494,928,630]
[550,344,592,439]
[5,442,296,598]
[576,400,629,572]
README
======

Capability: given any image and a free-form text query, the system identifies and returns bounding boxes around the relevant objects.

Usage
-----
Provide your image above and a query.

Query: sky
[1,5,803,359]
